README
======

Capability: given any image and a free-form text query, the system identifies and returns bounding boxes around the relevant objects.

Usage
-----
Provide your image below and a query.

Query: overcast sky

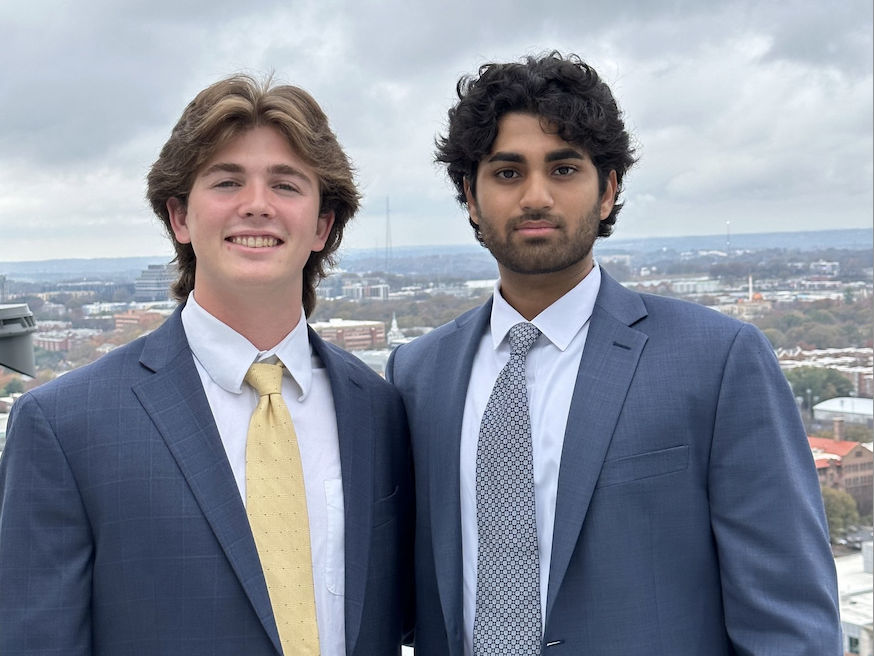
[1,0,871,263]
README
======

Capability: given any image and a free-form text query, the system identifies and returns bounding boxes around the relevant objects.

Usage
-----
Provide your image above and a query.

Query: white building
[134,263,177,302]
[836,542,873,656]
[814,397,874,427]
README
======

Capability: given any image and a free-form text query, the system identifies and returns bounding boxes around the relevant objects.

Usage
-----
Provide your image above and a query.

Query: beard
[476,200,602,275]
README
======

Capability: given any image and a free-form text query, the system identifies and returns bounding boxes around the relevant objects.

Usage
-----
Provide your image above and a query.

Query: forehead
[489,112,580,155]
[198,126,316,179]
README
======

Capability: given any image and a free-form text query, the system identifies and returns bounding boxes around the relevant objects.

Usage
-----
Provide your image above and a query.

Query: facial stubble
[474,200,602,276]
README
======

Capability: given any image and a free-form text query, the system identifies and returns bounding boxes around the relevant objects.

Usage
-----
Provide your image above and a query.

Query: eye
[214,180,240,188]
[496,169,520,180]
[275,182,300,193]
[554,165,576,176]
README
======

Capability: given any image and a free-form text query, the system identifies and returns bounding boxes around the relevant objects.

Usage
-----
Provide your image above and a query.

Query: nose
[519,173,553,212]
[239,182,274,218]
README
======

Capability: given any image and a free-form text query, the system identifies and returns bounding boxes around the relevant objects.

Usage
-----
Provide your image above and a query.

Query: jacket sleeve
[708,323,842,655]
[0,392,93,655]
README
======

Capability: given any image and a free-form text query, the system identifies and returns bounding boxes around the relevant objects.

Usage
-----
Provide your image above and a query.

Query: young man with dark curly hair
[387,52,840,655]
[0,75,412,656]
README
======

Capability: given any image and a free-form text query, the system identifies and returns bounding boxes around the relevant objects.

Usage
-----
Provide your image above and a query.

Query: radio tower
[385,196,393,272]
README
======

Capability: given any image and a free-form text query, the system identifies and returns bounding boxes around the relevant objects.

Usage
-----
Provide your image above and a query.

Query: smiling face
[167,126,334,317]
[465,112,617,287]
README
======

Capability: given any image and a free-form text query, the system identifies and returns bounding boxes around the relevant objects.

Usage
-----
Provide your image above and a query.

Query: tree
[34,346,65,371]
[812,423,873,443]
[760,328,784,348]
[843,288,855,304]
[784,367,854,407]
[4,377,24,395]
[820,486,859,541]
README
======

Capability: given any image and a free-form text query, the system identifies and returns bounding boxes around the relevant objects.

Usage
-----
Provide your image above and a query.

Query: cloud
[0,0,870,262]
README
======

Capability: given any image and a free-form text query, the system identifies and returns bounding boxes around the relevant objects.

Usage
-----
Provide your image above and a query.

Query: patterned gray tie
[474,321,543,656]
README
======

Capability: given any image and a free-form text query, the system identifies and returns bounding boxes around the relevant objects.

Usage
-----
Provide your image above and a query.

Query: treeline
[629,247,872,283]
[750,297,873,350]
[312,290,872,352]
[309,291,491,333]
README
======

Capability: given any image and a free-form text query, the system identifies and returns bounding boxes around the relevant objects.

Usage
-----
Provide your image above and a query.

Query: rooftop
[809,437,869,458]
[814,397,873,418]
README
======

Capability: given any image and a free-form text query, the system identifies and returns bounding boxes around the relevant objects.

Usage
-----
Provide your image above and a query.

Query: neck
[192,284,303,351]
[498,258,594,320]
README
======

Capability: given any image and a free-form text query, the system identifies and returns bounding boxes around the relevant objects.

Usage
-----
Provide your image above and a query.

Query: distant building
[809,260,840,277]
[814,397,874,427]
[713,297,773,320]
[33,328,103,353]
[810,434,873,517]
[670,277,720,295]
[113,310,166,330]
[351,350,392,377]
[835,544,873,656]
[341,282,390,301]
[82,302,133,316]
[33,334,70,352]
[309,318,386,350]
[0,412,8,452]
[778,348,874,399]
[386,313,412,347]
[134,263,176,302]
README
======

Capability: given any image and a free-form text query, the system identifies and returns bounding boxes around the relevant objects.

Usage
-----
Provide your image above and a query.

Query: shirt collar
[490,262,602,352]
[180,291,315,400]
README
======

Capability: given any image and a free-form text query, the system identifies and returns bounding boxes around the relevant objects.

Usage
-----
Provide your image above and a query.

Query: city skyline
[1,0,871,262]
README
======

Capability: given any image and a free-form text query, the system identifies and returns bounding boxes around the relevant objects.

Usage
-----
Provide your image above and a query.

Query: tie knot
[245,361,284,396]
[508,322,541,357]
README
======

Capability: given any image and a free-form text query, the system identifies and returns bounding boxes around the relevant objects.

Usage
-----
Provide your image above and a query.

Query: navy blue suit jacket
[0,307,413,655]
[387,270,841,655]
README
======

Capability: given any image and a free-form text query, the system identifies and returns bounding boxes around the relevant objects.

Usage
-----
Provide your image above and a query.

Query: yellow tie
[245,361,320,655]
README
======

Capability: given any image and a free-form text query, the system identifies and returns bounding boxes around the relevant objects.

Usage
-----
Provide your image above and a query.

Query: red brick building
[810,435,873,517]
[308,318,386,351]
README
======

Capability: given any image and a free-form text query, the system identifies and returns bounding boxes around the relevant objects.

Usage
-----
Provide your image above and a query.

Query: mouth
[514,220,559,237]
[511,213,562,235]
[227,235,283,248]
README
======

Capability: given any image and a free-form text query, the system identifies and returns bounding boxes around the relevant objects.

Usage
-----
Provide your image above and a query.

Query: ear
[599,170,618,221]
[167,197,191,244]
[463,178,480,226]
[311,209,336,253]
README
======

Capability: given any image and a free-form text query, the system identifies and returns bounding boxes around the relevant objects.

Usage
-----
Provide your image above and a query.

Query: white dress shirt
[460,264,602,656]
[181,293,345,656]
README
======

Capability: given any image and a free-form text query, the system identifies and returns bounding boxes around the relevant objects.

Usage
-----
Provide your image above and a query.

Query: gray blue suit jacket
[386,270,841,655]
[0,307,413,655]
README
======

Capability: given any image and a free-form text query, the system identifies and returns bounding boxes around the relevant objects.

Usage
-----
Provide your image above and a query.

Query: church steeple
[387,312,405,345]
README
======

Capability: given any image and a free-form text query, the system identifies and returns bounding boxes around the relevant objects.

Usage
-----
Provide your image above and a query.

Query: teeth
[230,236,279,248]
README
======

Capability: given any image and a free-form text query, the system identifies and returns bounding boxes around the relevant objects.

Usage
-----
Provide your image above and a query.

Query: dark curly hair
[147,74,360,316]
[436,52,637,240]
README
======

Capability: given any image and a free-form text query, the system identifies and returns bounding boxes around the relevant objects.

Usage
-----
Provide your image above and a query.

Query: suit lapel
[309,330,372,655]
[428,302,491,652]
[132,310,282,654]
[546,273,648,619]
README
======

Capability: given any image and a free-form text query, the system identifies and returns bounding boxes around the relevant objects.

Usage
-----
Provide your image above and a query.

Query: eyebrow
[200,162,244,177]
[486,148,586,164]
[487,152,524,164]
[546,148,585,163]
[199,162,314,187]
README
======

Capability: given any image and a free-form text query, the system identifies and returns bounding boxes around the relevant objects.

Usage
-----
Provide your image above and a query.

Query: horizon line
[0,226,871,267]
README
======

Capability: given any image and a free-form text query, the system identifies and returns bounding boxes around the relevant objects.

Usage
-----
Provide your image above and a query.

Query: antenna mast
[385,196,392,272]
